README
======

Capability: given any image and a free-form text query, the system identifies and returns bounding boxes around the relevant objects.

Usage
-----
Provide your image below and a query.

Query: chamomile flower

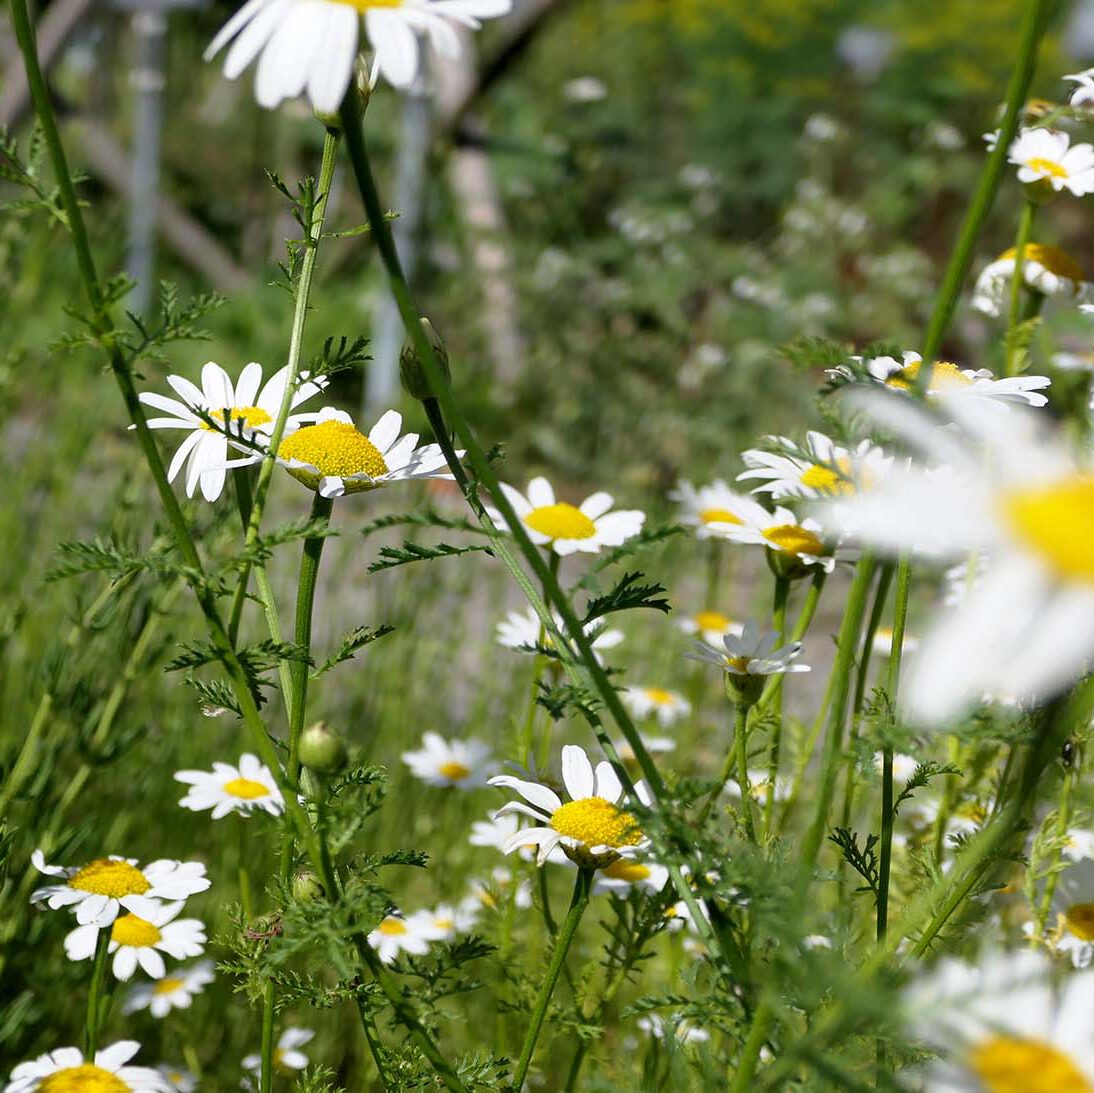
[156,1066,197,1093]
[488,744,652,867]
[207,0,510,112]
[469,811,523,852]
[65,902,206,981]
[272,407,455,499]
[486,476,645,555]
[636,1014,710,1045]
[725,770,792,806]
[137,361,326,502]
[1065,829,1094,863]
[972,244,1089,317]
[367,910,447,964]
[424,903,477,940]
[904,948,1094,1091]
[870,626,920,657]
[669,478,753,539]
[495,606,623,662]
[687,620,810,678]
[1066,68,1094,108]
[824,394,1094,725]
[1045,860,1094,969]
[30,852,209,927]
[620,686,691,728]
[4,1041,170,1092]
[243,1029,314,1080]
[677,609,743,647]
[1009,128,1094,195]
[873,751,920,784]
[463,868,534,912]
[401,732,494,789]
[174,753,284,819]
[706,494,835,572]
[738,431,889,499]
[592,858,670,895]
[613,733,677,762]
[124,961,215,1018]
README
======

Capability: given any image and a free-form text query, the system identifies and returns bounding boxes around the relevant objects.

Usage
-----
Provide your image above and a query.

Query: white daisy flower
[401,732,494,789]
[1066,68,1094,108]
[706,494,835,572]
[687,619,810,678]
[366,910,447,964]
[30,852,210,927]
[463,868,534,912]
[468,813,568,863]
[1054,350,1094,372]
[65,902,206,981]
[669,478,754,539]
[174,753,284,819]
[495,606,623,662]
[424,903,478,940]
[272,407,455,499]
[725,769,792,806]
[488,744,652,867]
[155,1065,197,1093]
[972,244,1090,318]
[207,0,511,113]
[613,733,677,761]
[943,555,989,607]
[243,1028,314,1080]
[1046,859,1094,969]
[592,858,669,895]
[873,751,920,784]
[123,961,215,1018]
[1008,128,1094,195]
[636,1013,710,1045]
[664,896,711,935]
[870,626,920,657]
[677,609,743,647]
[486,476,645,556]
[904,948,1094,1090]
[1064,829,1094,863]
[137,361,326,502]
[823,394,1094,725]
[4,1041,170,1092]
[619,686,691,728]
[738,431,890,499]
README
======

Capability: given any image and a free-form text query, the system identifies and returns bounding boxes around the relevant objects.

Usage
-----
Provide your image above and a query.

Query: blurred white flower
[620,686,691,728]
[367,910,448,964]
[125,962,215,1019]
[243,1028,314,1080]
[972,244,1088,318]
[739,431,890,500]
[495,606,622,663]
[402,732,494,789]
[563,76,607,102]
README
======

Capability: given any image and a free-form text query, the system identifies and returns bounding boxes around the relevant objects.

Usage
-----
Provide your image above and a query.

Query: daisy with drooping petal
[30,852,210,927]
[904,948,1094,1091]
[174,753,284,819]
[124,961,215,1018]
[620,686,691,729]
[677,609,742,647]
[972,244,1090,317]
[687,620,810,678]
[495,606,623,662]
[155,1066,197,1093]
[65,902,206,981]
[242,1028,314,1082]
[1008,128,1094,195]
[207,0,511,114]
[706,494,835,573]
[738,431,890,499]
[488,744,652,867]
[670,478,753,539]
[273,407,456,499]
[4,1041,170,1093]
[486,476,645,556]
[367,910,447,964]
[137,361,327,502]
[401,732,494,789]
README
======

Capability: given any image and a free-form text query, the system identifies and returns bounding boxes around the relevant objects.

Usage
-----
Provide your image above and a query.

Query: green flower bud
[299,720,347,774]
[292,871,324,903]
[400,318,451,401]
[724,672,764,708]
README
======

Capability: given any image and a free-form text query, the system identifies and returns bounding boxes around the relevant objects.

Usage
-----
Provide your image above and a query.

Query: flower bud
[299,720,347,774]
[725,672,764,708]
[292,871,324,903]
[400,318,451,401]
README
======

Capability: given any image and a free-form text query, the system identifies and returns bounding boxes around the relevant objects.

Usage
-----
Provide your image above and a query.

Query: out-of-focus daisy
[614,734,677,762]
[274,407,454,499]
[738,431,889,499]
[563,76,607,103]
[138,361,326,502]
[495,607,623,662]
[462,868,533,913]
[4,1041,169,1092]
[825,395,1094,724]
[1053,350,1094,372]
[870,626,920,657]
[1065,829,1094,863]
[469,813,567,863]
[670,479,752,539]
[366,910,446,964]
[243,1028,314,1081]
[943,555,989,608]
[401,732,493,789]
[705,494,835,573]
[1044,859,1094,969]
[873,751,920,784]
[725,770,792,807]
[124,961,215,1018]
[489,744,651,867]
[636,1013,710,1044]
[904,948,1094,1089]
[972,244,1089,317]
[620,686,691,728]
[1008,128,1094,195]
[174,753,284,819]
[424,903,477,940]
[30,852,209,927]
[207,0,510,112]
[155,1065,197,1093]
[65,902,206,981]
[486,477,644,556]
[687,620,810,678]
[1066,68,1094,108]
[677,609,742,647]
[593,858,669,895]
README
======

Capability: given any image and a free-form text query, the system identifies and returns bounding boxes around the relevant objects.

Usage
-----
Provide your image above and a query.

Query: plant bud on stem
[401,318,451,400]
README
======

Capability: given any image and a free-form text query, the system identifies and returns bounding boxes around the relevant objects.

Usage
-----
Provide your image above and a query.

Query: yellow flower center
[886,360,971,393]
[1001,243,1085,282]
[1002,475,1094,582]
[40,1065,129,1093]
[69,859,150,898]
[550,798,642,849]
[523,502,596,540]
[699,507,741,525]
[438,760,471,781]
[1066,901,1094,941]
[434,917,455,930]
[693,610,731,632]
[1025,156,1068,180]
[800,455,855,495]
[153,976,185,995]
[601,860,652,883]
[332,0,404,9]
[643,687,676,706]
[967,1036,1092,1093]
[200,405,272,432]
[279,420,389,479]
[111,913,162,947]
[763,524,825,557]
[725,655,752,673]
[378,917,408,936]
[224,777,271,799]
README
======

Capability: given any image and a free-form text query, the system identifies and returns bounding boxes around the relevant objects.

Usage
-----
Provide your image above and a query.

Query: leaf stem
[1003,200,1037,377]
[84,927,112,1056]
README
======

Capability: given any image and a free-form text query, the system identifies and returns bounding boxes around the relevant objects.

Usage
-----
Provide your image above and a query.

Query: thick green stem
[259,981,276,1093]
[734,704,757,843]
[84,927,112,1056]
[1003,201,1037,378]
[730,997,775,1093]
[763,576,790,837]
[877,749,894,941]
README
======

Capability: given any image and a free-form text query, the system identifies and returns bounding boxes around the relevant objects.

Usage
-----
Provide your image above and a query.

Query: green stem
[1003,200,1037,378]
[730,997,775,1093]
[877,749,894,941]
[734,704,757,843]
[84,927,112,1056]
[697,700,752,826]
[238,816,253,922]
[259,981,276,1093]
[1035,756,1075,933]
[763,576,790,837]
[513,868,593,1090]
